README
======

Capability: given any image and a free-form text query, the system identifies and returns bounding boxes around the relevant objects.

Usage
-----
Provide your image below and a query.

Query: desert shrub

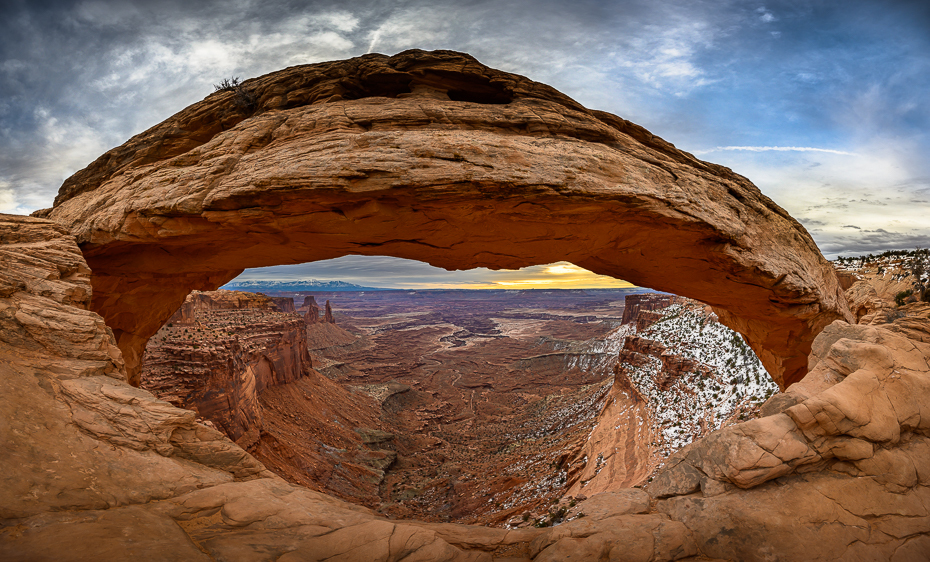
[213,76,257,110]
[895,289,913,307]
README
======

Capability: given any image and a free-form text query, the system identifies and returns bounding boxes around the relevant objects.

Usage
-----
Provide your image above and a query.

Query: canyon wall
[142,290,398,506]
[35,49,852,390]
[270,296,296,313]
[141,290,312,444]
[566,299,779,499]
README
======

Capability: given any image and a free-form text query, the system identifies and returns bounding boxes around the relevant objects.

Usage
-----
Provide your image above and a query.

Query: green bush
[895,289,913,307]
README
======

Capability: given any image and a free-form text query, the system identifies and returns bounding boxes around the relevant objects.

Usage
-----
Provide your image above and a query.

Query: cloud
[756,7,776,23]
[610,16,720,96]
[820,227,930,258]
[234,257,635,289]
[697,146,858,156]
[0,180,16,212]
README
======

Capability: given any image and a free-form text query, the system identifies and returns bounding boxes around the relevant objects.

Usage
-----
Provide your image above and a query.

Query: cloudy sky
[2,0,928,288]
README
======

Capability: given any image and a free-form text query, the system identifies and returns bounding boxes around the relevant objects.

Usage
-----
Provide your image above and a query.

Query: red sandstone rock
[36,49,852,390]
[141,290,312,442]
[302,295,322,324]
[270,296,296,313]
[0,215,271,523]
[324,300,335,323]
[621,294,672,325]
[3,212,930,559]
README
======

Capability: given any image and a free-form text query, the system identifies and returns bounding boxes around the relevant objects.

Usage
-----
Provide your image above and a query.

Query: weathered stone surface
[658,470,930,562]
[37,49,851,389]
[647,321,930,495]
[642,317,930,560]
[7,50,930,560]
[0,215,271,523]
[844,279,890,322]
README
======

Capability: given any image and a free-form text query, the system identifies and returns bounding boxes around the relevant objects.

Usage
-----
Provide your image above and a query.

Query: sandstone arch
[37,49,852,389]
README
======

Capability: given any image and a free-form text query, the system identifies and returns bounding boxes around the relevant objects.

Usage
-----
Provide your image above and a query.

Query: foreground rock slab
[36,49,851,389]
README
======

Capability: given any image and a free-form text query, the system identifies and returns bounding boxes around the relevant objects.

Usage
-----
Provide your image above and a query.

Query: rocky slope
[35,49,851,390]
[834,249,930,323]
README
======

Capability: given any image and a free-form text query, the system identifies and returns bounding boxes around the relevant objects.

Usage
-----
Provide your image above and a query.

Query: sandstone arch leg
[39,50,853,389]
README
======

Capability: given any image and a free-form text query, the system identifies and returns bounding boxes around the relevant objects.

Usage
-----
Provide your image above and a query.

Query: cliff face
[567,299,780,498]
[0,214,272,524]
[141,290,397,506]
[169,289,276,323]
[270,296,296,313]
[621,294,672,325]
[141,291,312,444]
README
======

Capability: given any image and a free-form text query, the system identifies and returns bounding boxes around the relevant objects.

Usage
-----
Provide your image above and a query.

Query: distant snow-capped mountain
[222,279,386,292]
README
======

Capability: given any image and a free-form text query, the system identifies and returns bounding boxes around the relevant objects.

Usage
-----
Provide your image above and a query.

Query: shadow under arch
[38,49,853,390]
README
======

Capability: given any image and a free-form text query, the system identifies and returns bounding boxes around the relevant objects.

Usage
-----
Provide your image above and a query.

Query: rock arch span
[37,50,852,389]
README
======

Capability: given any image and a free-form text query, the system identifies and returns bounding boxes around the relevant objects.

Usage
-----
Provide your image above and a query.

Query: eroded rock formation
[6,49,927,560]
[141,290,396,506]
[620,293,673,325]
[0,215,271,523]
[270,296,295,313]
[1,214,701,559]
[35,49,851,389]
[141,290,313,444]
[4,201,930,558]
[324,300,335,323]
[300,295,320,321]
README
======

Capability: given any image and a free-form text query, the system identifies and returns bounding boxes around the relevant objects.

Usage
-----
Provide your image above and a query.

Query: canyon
[137,284,780,530]
[2,49,929,560]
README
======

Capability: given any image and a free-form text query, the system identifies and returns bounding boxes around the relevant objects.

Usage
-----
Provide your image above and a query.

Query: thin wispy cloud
[697,146,858,156]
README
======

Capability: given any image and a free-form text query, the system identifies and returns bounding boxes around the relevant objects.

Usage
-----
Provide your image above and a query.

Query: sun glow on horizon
[231,259,637,290]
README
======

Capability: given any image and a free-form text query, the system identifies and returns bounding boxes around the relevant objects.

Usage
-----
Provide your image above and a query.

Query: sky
[1,0,928,288]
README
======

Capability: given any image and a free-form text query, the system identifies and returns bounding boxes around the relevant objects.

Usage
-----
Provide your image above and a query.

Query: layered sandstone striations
[141,290,312,444]
[270,296,296,313]
[620,293,673,325]
[36,49,852,389]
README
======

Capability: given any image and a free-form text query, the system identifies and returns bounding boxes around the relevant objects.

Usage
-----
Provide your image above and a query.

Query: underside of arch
[37,49,853,390]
